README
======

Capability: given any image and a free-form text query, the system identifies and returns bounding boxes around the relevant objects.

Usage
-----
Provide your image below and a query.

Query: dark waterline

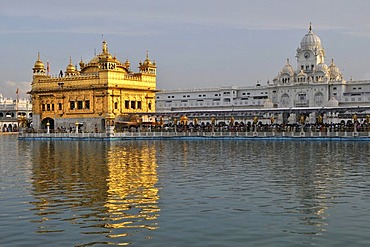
[1,135,370,246]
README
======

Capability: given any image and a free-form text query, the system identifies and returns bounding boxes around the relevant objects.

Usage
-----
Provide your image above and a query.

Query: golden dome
[89,55,99,64]
[33,52,45,69]
[79,58,85,68]
[144,58,152,66]
[143,51,153,66]
[66,57,76,73]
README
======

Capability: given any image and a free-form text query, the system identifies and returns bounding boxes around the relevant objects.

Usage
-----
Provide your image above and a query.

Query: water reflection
[26,140,159,246]
[254,141,370,236]
[12,139,370,246]
[153,140,370,238]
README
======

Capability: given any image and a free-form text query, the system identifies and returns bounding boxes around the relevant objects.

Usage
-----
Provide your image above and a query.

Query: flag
[47,61,50,75]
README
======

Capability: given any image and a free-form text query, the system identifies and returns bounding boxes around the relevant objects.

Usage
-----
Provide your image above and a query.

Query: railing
[19,130,370,139]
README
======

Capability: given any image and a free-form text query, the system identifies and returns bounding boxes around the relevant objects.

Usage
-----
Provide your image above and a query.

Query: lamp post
[211,117,216,133]
[353,114,358,133]
[173,118,177,133]
[253,116,258,132]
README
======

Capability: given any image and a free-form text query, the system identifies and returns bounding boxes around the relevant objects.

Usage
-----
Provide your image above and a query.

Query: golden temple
[30,40,157,132]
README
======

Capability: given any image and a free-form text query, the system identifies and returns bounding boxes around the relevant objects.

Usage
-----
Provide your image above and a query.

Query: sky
[2,0,370,99]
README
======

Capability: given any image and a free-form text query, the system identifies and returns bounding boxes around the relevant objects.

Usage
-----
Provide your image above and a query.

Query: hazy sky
[2,0,370,99]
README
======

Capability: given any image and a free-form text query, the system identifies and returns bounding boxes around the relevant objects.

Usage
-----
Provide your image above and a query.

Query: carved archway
[41,117,55,129]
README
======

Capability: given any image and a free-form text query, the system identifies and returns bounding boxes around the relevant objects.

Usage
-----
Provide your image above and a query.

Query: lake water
[1,134,370,246]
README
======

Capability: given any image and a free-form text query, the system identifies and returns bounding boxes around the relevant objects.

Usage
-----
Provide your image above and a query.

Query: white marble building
[156,24,370,124]
[0,93,32,132]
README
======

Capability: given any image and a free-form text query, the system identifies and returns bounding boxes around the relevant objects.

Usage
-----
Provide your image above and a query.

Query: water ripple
[2,137,370,246]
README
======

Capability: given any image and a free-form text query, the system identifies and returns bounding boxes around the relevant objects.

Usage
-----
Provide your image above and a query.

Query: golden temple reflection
[104,142,160,231]
[27,140,160,244]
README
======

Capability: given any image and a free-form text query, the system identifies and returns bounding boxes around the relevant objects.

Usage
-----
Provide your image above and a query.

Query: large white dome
[300,25,322,50]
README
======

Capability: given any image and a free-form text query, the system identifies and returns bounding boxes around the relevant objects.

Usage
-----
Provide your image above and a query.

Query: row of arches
[0,112,32,118]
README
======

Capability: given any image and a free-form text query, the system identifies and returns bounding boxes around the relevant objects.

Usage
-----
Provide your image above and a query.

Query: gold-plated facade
[30,41,157,132]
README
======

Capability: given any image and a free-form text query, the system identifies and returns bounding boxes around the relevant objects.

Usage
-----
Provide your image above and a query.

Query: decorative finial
[146,50,149,59]
[37,52,41,61]
[309,22,312,32]
[287,58,290,64]
[102,40,108,53]
[69,56,72,64]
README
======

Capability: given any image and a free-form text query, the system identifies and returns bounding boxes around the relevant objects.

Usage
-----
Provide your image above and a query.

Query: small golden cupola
[139,51,156,75]
[143,51,152,66]
[125,59,131,69]
[99,40,113,61]
[33,52,46,75]
[98,40,117,70]
[79,58,85,70]
[65,57,77,76]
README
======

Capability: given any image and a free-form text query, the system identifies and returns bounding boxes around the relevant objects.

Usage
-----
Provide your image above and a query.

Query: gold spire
[125,58,131,68]
[66,56,75,73]
[143,50,152,66]
[33,52,45,69]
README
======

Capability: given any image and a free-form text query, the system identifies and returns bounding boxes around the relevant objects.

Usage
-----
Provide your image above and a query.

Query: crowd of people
[127,119,369,133]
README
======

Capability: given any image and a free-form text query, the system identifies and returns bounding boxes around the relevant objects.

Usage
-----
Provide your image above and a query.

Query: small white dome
[264,98,274,108]
[315,63,328,73]
[281,59,294,76]
[329,60,340,76]
[297,69,307,77]
[325,97,339,107]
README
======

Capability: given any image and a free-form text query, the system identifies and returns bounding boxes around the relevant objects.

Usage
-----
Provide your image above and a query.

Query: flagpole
[16,88,19,129]
[16,88,19,109]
